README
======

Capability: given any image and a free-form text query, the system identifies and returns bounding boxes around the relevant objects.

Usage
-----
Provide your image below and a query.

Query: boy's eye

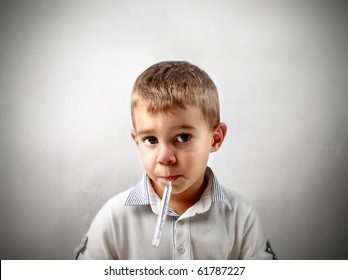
[176,134,192,143]
[144,136,158,145]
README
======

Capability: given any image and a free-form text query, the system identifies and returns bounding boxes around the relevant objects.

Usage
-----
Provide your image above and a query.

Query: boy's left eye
[176,134,192,143]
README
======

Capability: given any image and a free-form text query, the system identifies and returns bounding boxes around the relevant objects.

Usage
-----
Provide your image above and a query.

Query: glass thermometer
[152,180,172,247]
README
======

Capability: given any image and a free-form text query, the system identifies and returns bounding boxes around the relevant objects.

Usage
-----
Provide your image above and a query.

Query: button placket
[174,218,190,259]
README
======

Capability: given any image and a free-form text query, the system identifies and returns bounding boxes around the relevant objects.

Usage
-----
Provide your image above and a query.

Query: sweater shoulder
[220,186,254,213]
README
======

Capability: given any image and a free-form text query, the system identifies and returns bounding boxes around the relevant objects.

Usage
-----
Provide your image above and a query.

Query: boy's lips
[160,175,180,182]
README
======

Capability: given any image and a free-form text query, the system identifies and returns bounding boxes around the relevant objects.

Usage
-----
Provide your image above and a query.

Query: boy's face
[131,103,226,199]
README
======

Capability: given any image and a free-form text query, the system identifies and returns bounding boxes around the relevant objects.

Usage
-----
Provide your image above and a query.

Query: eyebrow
[137,125,197,136]
[172,125,197,130]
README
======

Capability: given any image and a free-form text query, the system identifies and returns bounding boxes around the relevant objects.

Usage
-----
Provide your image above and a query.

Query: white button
[178,219,185,225]
[177,246,185,254]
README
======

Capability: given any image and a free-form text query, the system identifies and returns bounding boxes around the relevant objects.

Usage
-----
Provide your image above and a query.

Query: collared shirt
[76,167,276,260]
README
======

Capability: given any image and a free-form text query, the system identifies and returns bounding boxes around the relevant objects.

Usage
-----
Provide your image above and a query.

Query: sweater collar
[125,167,232,213]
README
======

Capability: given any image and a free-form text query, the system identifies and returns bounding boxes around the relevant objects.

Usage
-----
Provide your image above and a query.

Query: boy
[75,61,276,260]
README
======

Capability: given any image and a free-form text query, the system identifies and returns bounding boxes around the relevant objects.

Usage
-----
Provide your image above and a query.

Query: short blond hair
[131,61,220,128]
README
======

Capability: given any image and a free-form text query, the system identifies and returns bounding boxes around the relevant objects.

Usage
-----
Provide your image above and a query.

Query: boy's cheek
[139,152,155,166]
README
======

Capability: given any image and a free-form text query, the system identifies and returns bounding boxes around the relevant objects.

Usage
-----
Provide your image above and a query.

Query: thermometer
[152,180,172,247]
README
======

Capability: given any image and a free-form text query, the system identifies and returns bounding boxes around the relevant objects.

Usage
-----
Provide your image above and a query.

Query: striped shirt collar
[125,167,232,213]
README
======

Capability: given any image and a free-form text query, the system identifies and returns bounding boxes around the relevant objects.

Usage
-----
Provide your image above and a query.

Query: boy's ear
[130,129,139,146]
[211,122,227,153]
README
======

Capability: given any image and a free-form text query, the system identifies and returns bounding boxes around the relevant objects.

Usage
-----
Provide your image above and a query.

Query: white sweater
[75,168,276,260]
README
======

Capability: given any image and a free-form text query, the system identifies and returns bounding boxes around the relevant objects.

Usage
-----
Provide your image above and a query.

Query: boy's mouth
[160,175,180,182]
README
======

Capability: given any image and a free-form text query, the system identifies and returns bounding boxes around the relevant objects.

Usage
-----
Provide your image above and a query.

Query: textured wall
[0,0,347,259]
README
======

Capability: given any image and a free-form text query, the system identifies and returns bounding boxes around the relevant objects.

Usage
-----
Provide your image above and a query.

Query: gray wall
[1,0,347,259]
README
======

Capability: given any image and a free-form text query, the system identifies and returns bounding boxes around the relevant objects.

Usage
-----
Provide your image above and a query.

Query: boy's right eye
[144,136,158,145]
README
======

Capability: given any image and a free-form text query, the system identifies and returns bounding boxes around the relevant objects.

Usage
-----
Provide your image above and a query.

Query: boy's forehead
[132,103,208,130]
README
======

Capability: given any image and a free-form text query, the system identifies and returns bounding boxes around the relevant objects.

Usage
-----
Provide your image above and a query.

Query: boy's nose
[157,145,176,165]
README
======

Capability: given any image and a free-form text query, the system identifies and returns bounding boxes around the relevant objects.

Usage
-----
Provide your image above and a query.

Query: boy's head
[131,61,220,129]
[130,61,226,212]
